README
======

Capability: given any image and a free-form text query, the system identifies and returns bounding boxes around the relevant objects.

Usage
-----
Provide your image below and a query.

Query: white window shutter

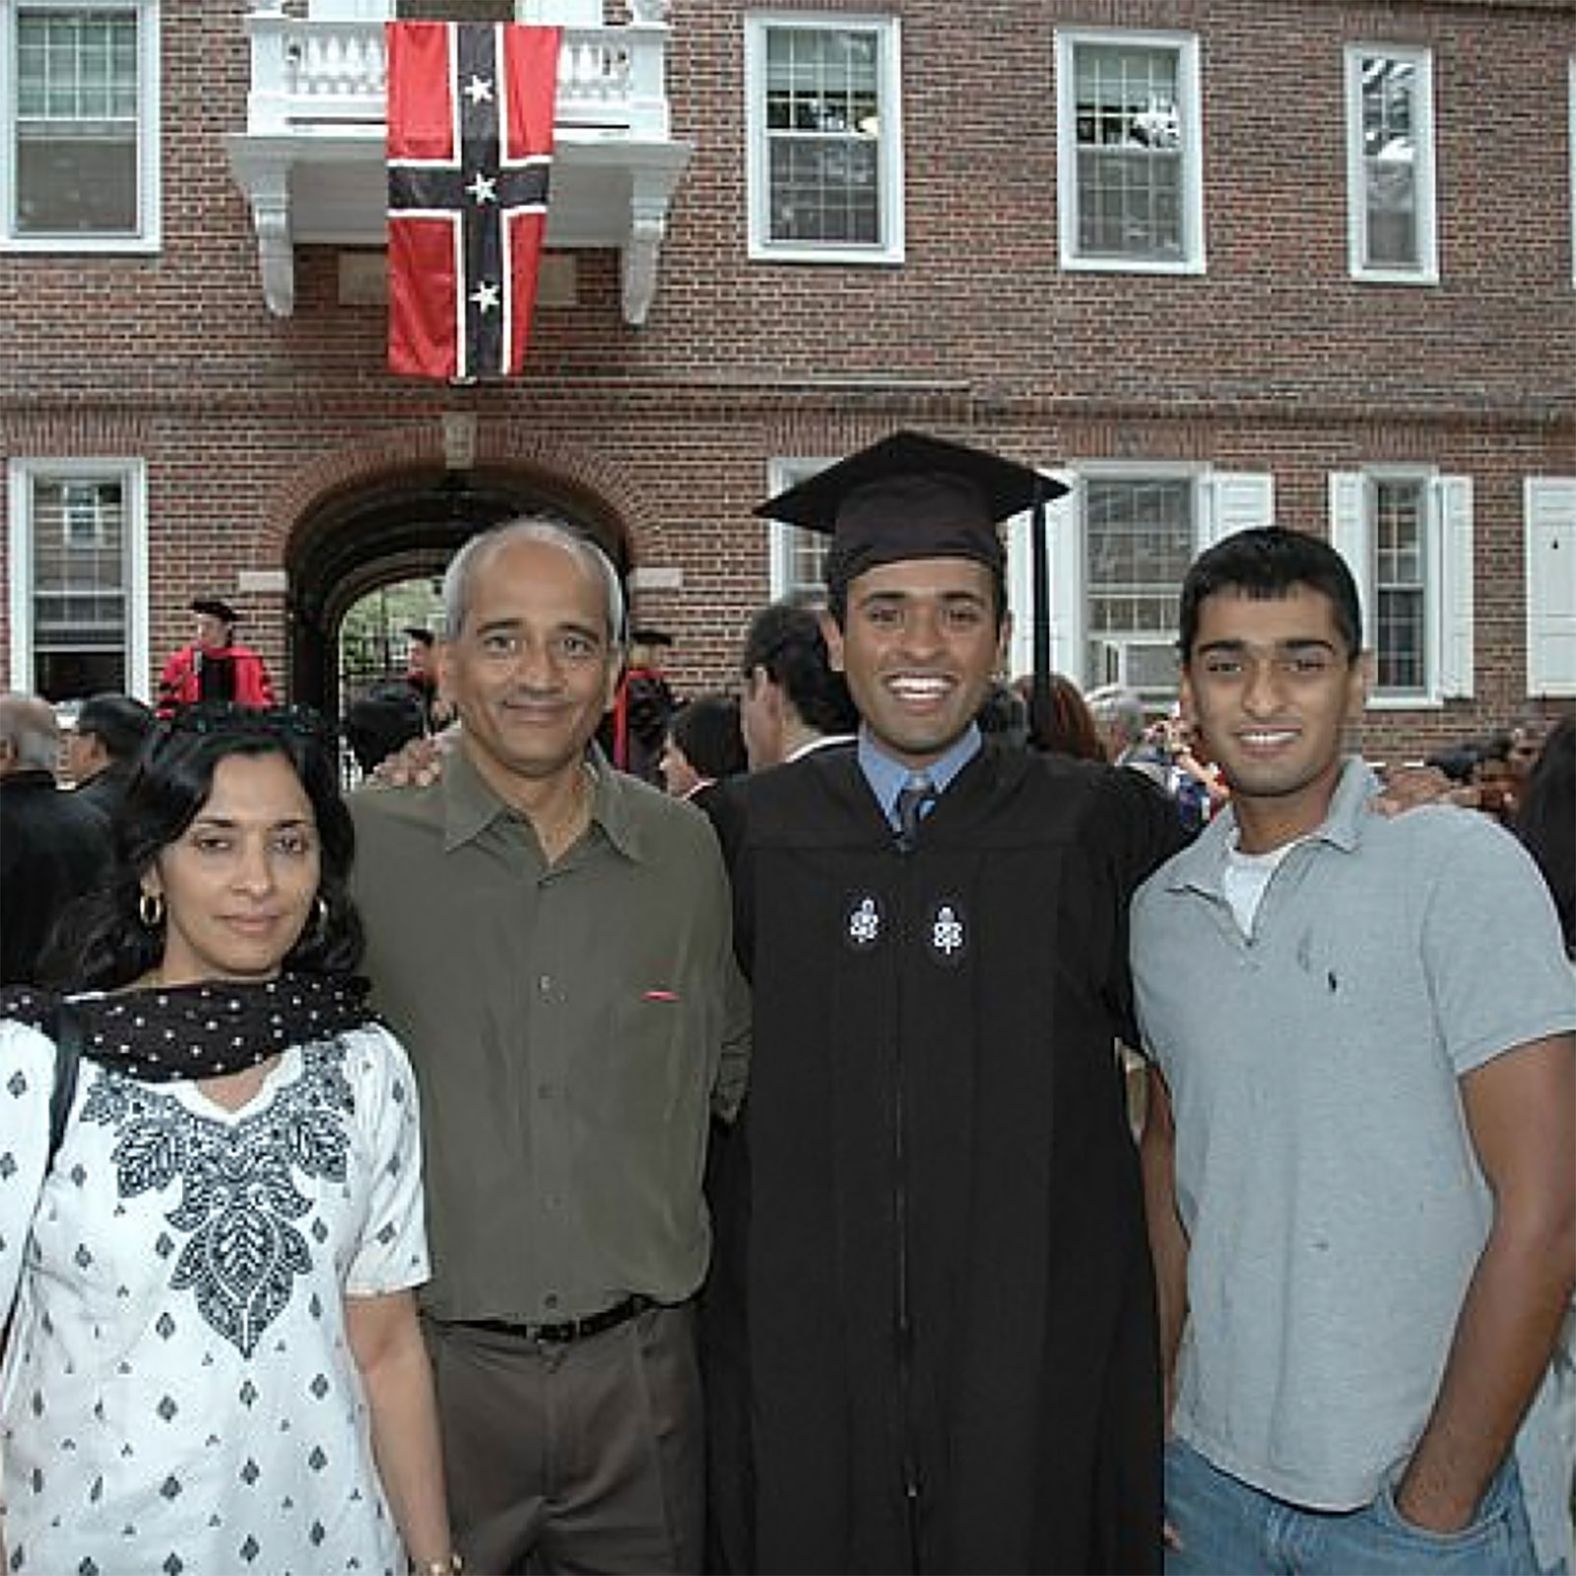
[1434,476,1474,699]
[1047,472,1083,681]
[1328,472,1371,644]
[1007,471,1081,683]
[1525,478,1576,697]
[1200,472,1274,546]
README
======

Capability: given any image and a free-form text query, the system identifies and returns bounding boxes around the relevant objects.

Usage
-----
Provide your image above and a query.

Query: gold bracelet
[416,1557,462,1576]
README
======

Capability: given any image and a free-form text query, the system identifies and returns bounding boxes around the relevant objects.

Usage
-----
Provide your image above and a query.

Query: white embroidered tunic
[0,1019,429,1575]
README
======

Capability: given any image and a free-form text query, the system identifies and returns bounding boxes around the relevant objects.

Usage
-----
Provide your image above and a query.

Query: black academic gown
[706,742,1183,1575]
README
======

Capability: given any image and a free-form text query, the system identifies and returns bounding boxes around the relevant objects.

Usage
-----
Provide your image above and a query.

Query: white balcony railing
[242,8,671,139]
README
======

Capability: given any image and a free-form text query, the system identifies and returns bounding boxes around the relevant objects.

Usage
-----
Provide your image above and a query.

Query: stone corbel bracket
[228,141,298,317]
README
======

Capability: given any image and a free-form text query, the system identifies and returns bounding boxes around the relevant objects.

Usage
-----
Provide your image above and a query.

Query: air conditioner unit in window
[1093,639,1179,699]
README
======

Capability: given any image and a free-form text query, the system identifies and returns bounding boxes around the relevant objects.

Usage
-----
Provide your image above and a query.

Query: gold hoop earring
[139,891,165,929]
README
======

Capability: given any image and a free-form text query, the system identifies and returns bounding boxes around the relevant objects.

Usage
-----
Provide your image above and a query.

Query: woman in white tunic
[0,704,457,1576]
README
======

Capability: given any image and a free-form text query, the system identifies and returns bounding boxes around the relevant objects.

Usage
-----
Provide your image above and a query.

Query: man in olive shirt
[350,520,749,1574]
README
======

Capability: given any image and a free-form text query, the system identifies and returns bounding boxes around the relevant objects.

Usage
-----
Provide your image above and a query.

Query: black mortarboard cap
[754,430,1069,718]
[630,627,674,648]
[191,597,240,624]
[403,626,436,646]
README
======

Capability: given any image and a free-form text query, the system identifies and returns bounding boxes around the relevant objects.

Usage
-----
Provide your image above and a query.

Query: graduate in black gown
[705,433,1185,1574]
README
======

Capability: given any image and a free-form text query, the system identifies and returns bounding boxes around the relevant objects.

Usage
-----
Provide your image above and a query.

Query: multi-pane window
[1345,45,1436,282]
[746,16,904,262]
[1033,470,1274,697]
[1056,30,1204,273]
[7,463,147,701]
[1329,470,1473,703]
[764,458,833,603]
[2,1,160,247]
[1084,478,1194,697]
[1372,478,1427,692]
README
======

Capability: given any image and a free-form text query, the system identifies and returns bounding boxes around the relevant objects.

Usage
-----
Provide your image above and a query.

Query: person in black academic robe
[700,431,1187,1575]
[707,740,1180,1574]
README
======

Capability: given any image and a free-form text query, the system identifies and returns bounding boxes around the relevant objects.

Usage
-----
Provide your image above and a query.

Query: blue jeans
[1164,1436,1556,1575]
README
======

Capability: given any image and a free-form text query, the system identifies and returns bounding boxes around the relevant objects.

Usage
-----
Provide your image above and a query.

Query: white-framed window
[763,456,834,602]
[0,0,161,251]
[1055,28,1205,274]
[7,457,150,701]
[1329,470,1472,705]
[1024,466,1272,700]
[1344,44,1436,283]
[745,13,904,264]
[1525,477,1576,698]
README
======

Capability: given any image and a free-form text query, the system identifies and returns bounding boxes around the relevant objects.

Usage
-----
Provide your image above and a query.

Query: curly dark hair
[44,704,363,989]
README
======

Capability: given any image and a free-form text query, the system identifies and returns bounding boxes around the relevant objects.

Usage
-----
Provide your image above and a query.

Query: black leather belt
[459,1294,651,1345]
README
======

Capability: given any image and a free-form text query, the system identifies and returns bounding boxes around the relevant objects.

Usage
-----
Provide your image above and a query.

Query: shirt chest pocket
[596,984,716,1132]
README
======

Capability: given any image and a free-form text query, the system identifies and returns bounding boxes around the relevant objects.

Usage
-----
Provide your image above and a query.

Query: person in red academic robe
[156,598,276,718]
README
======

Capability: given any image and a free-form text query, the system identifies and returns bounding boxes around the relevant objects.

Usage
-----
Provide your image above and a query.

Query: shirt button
[538,975,552,995]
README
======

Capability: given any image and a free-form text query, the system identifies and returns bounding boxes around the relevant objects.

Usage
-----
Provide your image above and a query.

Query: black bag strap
[48,999,84,1166]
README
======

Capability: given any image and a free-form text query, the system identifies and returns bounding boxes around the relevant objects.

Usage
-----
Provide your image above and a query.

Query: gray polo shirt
[349,746,750,1326]
[1133,758,1576,1567]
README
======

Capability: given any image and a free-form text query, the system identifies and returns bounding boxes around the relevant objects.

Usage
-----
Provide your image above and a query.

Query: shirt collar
[1163,755,1378,895]
[440,740,646,862]
[857,723,982,824]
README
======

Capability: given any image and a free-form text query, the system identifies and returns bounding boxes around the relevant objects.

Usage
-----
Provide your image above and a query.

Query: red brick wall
[2,0,1572,760]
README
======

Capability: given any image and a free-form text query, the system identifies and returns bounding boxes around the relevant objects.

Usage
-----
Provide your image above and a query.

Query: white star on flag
[466,172,498,204]
[463,74,494,105]
[470,280,501,313]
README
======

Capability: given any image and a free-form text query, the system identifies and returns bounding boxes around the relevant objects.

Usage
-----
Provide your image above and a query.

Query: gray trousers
[424,1302,703,1576]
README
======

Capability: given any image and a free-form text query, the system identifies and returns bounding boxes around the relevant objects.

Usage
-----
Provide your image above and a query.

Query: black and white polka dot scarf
[0,974,377,1082]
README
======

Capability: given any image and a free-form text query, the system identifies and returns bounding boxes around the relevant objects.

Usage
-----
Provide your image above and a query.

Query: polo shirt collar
[1163,755,1378,896]
[440,739,646,861]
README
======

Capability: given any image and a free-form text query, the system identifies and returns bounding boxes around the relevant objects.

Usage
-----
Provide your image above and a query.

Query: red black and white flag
[386,22,560,380]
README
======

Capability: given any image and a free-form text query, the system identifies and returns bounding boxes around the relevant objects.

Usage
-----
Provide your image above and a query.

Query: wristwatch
[416,1557,462,1575]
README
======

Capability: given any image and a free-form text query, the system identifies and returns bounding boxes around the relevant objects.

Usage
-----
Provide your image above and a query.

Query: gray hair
[0,693,63,772]
[441,518,627,648]
[1084,684,1147,746]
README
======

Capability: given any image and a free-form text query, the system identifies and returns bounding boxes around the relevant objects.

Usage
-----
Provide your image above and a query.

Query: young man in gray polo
[1135,527,1575,1573]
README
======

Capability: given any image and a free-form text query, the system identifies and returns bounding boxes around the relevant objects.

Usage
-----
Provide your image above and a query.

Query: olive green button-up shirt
[349,747,750,1325]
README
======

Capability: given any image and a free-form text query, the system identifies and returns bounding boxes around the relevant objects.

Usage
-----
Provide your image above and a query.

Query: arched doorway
[284,462,631,719]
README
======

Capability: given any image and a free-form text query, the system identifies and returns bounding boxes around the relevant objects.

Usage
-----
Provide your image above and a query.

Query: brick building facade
[2,0,1573,762]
